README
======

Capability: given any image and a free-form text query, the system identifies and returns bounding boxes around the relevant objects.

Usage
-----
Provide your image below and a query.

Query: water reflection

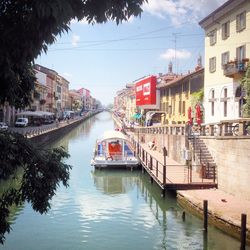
[91,169,138,195]
[91,168,246,250]
[1,111,248,250]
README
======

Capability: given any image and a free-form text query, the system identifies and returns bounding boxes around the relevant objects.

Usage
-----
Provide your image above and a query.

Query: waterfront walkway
[138,141,217,190]
[7,112,95,138]
[178,189,250,242]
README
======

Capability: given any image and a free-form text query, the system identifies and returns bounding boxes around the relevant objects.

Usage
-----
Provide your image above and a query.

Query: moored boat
[91,130,140,169]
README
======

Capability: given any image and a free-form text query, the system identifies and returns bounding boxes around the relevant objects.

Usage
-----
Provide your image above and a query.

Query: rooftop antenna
[172,33,180,74]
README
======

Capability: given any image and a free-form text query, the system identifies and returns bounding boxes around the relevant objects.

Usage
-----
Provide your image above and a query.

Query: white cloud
[143,0,228,26]
[71,34,80,47]
[160,48,191,60]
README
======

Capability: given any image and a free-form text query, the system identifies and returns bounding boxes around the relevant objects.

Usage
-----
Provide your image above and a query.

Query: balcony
[223,59,249,79]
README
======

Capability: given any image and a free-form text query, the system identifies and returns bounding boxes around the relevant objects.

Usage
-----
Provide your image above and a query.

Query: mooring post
[203,200,208,232]
[240,213,247,250]
[182,211,186,221]
[161,189,165,198]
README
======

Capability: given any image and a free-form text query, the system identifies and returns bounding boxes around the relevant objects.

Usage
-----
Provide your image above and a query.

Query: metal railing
[128,119,250,137]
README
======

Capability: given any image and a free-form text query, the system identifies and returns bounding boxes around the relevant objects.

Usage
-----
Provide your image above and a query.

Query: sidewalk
[177,189,250,242]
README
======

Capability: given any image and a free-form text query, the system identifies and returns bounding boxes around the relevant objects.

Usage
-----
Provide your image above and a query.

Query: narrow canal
[0,112,248,250]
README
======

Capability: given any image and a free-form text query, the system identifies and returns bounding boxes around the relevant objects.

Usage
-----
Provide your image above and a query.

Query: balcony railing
[223,59,249,78]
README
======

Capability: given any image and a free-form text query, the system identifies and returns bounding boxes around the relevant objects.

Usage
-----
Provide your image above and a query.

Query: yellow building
[158,68,204,124]
[199,0,250,123]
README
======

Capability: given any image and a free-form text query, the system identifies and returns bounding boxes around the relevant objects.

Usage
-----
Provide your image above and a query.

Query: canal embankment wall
[30,112,100,147]
[114,114,250,199]
[138,133,187,165]
[138,132,250,201]
[114,115,250,244]
[200,136,250,201]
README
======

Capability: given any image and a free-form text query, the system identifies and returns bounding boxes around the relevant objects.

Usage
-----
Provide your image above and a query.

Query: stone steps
[189,137,217,180]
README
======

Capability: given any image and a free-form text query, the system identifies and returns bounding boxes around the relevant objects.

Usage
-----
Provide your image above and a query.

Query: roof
[157,75,185,88]
[157,68,204,89]
[199,0,246,29]
[101,130,127,141]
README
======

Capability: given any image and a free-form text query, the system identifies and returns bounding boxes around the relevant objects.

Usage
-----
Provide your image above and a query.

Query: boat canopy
[101,130,127,141]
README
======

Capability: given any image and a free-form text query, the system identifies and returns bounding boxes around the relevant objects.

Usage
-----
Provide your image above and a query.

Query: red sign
[136,76,156,106]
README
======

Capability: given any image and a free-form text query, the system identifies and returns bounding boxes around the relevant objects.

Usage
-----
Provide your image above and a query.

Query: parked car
[15,118,28,127]
[43,118,54,124]
[0,122,8,130]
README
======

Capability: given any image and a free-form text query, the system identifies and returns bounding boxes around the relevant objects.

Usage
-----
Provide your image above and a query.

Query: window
[236,11,246,32]
[209,57,216,73]
[57,85,61,93]
[223,88,228,117]
[178,100,181,114]
[209,29,217,45]
[221,51,230,68]
[210,89,215,116]
[182,101,185,116]
[222,21,230,40]
[236,45,246,62]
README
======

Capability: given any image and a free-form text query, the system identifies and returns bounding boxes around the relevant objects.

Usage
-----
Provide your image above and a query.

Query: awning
[17,111,54,117]
[17,111,43,117]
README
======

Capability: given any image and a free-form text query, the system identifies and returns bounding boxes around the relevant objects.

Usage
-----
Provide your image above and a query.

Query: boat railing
[104,151,136,161]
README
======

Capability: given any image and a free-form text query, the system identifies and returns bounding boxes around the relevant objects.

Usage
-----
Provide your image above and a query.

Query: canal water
[0,112,248,250]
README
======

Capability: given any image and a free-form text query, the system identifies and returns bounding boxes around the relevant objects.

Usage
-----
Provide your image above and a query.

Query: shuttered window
[221,51,229,68]
[236,11,246,32]
[209,57,216,73]
[222,21,230,40]
[236,45,246,61]
[209,29,217,46]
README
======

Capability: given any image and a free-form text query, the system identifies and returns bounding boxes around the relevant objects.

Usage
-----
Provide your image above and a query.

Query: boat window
[124,143,134,156]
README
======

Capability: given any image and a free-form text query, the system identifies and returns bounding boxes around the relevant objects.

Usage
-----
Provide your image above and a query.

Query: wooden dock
[133,140,217,194]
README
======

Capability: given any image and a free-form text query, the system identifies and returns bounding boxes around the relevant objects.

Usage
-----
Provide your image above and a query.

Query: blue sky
[35,0,227,106]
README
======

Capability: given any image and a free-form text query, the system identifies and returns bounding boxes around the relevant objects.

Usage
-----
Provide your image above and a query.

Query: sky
[35,0,227,106]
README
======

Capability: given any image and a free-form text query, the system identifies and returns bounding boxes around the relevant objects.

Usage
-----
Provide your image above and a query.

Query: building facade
[199,0,250,124]
[158,68,204,124]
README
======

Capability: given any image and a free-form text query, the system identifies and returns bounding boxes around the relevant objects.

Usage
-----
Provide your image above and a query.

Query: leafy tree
[241,63,250,117]
[0,0,146,244]
[0,131,71,244]
[190,89,204,109]
[0,0,145,107]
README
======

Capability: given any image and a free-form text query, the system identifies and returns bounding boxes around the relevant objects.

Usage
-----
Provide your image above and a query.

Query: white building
[199,0,250,124]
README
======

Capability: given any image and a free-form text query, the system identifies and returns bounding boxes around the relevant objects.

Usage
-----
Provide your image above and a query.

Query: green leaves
[0,0,146,108]
[0,0,146,243]
[0,131,71,243]
[190,89,204,109]
[241,64,250,117]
